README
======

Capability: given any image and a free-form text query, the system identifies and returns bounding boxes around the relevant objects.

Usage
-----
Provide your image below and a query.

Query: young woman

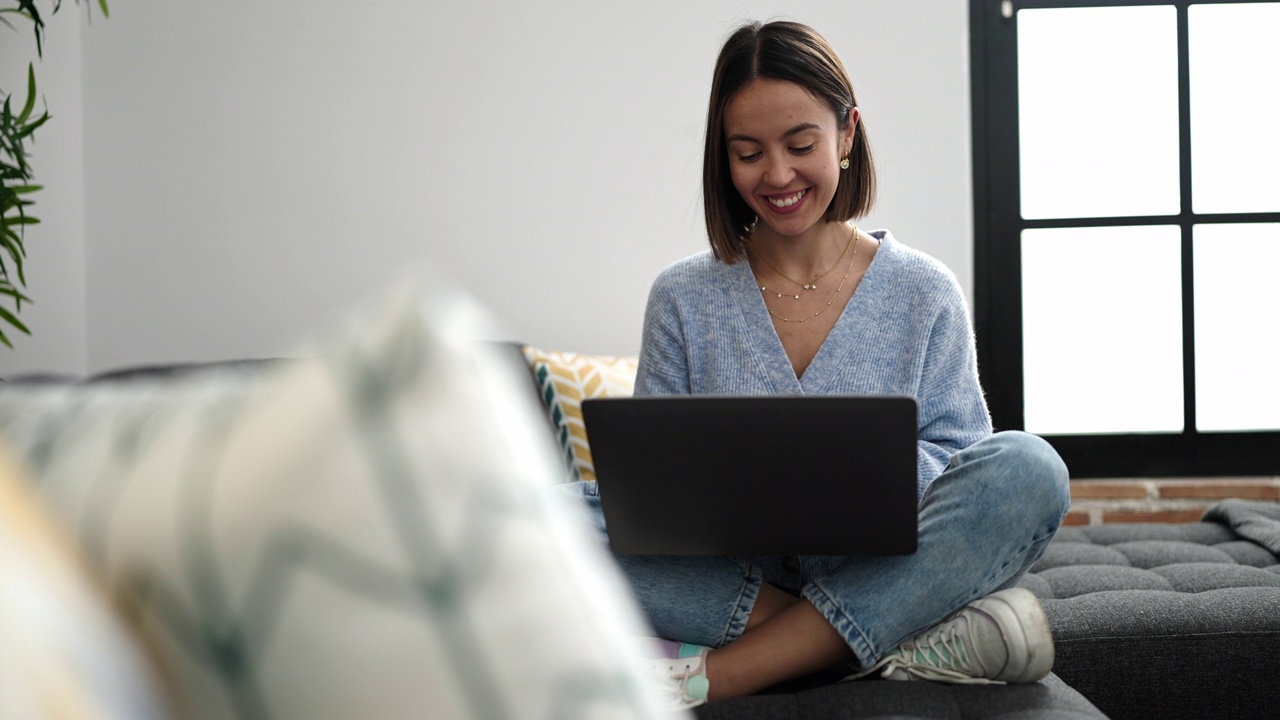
[567,20,1070,710]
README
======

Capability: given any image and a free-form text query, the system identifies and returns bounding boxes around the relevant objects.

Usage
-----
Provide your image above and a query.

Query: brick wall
[1065,478,1280,525]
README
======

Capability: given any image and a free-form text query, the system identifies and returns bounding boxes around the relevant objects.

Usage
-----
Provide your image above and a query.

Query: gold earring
[840,156,851,170]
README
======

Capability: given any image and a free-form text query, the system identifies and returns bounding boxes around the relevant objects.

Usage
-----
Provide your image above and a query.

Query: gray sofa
[6,356,1279,719]
[1026,514,1280,719]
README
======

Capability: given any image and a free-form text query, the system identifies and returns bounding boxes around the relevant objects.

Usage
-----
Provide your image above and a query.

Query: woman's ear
[845,107,861,151]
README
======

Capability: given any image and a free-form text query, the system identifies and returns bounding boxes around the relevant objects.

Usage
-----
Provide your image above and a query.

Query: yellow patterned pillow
[521,346,639,482]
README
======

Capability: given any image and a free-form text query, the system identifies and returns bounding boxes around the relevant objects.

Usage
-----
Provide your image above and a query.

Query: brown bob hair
[703,20,876,262]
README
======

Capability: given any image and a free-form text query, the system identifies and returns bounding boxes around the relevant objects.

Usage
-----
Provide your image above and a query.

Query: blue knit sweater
[634,230,993,500]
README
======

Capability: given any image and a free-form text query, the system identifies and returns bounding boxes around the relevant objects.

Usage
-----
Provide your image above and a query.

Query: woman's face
[723,78,856,240]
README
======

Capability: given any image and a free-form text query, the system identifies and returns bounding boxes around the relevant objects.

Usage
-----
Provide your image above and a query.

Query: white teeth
[768,189,807,207]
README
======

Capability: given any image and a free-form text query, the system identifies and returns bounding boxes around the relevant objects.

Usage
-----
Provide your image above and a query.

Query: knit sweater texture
[634,230,993,500]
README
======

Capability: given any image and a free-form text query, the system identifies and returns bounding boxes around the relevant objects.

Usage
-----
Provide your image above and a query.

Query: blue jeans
[559,431,1070,670]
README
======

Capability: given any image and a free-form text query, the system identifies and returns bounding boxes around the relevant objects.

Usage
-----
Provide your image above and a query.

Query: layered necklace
[751,225,860,324]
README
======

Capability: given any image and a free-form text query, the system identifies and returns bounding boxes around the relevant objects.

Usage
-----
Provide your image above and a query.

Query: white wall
[0,9,86,376]
[7,0,972,374]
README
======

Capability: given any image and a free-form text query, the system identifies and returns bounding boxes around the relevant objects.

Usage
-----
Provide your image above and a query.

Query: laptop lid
[580,395,918,556]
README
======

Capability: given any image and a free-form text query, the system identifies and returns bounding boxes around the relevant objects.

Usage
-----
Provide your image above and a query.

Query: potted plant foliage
[0,0,107,348]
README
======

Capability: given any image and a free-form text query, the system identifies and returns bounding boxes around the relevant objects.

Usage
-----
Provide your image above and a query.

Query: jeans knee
[989,431,1070,526]
[952,431,1069,530]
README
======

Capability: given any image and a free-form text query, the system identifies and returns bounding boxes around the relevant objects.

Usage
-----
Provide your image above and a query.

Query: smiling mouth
[766,189,808,208]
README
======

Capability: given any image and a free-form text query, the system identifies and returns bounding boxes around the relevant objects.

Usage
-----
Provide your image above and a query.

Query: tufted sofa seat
[1018,513,1280,720]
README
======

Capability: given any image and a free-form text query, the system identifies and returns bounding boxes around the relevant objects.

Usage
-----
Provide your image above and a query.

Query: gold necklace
[754,225,857,298]
[760,230,861,323]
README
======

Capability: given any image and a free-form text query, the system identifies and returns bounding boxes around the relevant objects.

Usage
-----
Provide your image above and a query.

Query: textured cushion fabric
[694,673,1106,720]
[520,346,638,482]
[0,448,168,720]
[1020,521,1280,720]
[0,288,679,720]
[1025,522,1280,600]
[1046,588,1280,720]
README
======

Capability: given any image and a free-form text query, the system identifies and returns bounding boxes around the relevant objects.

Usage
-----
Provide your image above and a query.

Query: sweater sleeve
[633,271,691,397]
[913,285,993,499]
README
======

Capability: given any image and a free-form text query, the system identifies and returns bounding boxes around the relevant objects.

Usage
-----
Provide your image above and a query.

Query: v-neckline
[731,230,889,393]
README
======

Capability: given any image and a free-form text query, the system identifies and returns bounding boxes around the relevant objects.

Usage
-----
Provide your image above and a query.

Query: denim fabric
[560,431,1070,669]
[559,479,763,648]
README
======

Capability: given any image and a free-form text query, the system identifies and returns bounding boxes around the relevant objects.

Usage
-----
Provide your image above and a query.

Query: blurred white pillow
[0,282,679,720]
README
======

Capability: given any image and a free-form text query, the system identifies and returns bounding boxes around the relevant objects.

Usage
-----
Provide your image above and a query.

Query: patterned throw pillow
[0,448,167,720]
[520,347,639,482]
[0,286,679,720]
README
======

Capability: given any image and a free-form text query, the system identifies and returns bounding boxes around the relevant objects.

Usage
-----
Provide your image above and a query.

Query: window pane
[1194,223,1280,431]
[1018,7,1180,220]
[1189,3,1280,214]
[1022,226,1184,434]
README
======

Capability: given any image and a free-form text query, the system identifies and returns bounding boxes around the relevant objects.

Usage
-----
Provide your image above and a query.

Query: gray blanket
[1203,499,1280,556]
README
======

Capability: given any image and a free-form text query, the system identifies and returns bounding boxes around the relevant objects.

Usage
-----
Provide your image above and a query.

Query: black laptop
[580,395,919,556]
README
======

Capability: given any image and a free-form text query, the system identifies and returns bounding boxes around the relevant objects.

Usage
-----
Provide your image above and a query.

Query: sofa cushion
[1021,519,1280,720]
[1027,520,1280,597]
[1043,587,1280,720]
[520,345,638,482]
[0,287,678,720]
[695,673,1106,720]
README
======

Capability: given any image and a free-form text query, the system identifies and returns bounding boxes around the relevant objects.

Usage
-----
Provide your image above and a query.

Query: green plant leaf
[15,111,50,140]
[0,303,31,336]
[16,0,45,58]
[1,225,26,254]
[0,229,27,283]
[1,187,40,214]
[0,284,32,303]
[2,221,28,246]
[0,193,35,214]
[17,64,37,125]
[0,0,111,350]
[0,7,36,28]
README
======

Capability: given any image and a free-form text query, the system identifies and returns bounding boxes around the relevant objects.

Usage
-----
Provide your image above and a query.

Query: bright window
[971,0,1280,477]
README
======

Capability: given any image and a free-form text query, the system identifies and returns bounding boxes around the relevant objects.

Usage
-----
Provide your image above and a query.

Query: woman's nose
[762,154,795,187]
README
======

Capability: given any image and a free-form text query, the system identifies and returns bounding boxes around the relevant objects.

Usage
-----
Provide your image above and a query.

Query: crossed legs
[703,584,850,700]
[563,431,1071,702]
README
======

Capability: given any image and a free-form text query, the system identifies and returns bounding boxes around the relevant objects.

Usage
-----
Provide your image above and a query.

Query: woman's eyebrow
[726,122,822,144]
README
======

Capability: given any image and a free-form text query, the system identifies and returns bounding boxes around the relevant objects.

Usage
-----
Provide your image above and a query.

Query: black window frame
[970,0,1280,478]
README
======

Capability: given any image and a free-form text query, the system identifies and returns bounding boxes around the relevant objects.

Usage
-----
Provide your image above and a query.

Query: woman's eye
[791,145,815,155]
[737,152,762,163]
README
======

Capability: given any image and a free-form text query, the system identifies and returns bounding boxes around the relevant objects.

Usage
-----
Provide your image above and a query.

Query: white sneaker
[849,588,1054,685]
[647,640,711,711]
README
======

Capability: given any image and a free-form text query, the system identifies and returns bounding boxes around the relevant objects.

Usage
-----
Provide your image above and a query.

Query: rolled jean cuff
[801,581,878,669]
[721,559,763,646]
